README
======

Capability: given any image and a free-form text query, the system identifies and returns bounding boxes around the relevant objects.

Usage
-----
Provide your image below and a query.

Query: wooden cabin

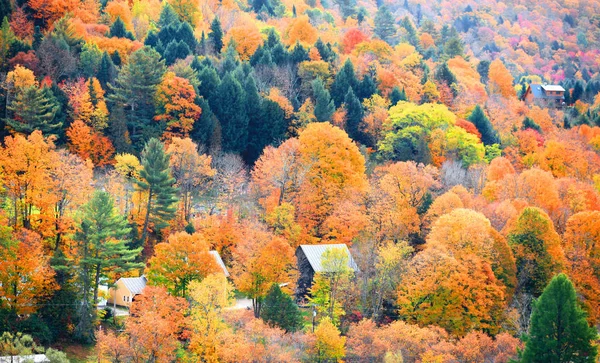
[522,84,566,107]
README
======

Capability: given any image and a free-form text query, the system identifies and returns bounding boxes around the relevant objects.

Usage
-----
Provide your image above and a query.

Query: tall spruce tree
[211,73,249,153]
[74,191,142,343]
[209,17,224,54]
[390,86,407,105]
[521,274,598,363]
[374,6,396,44]
[331,59,359,107]
[468,105,499,145]
[136,138,178,246]
[109,17,134,40]
[344,88,364,143]
[312,78,335,122]
[261,284,303,333]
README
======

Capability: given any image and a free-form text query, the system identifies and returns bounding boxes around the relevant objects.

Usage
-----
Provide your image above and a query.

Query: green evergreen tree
[191,97,217,148]
[97,51,115,86]
[400,16,419,46]
[344,88,364,143]
[522,116,542,133]
[211,73,249,153]
[571,82,584,103]
[0,17,15,67]
[312,78,335,122]
[444,37,465,58]
[158,3,180,29]
[209,17,224,54]
[80,43,103,78]
[358,74,377,100]
[333,0,357,18]
[109,17,134,40]
[0,1,10,24]
[331,58,358,107]
[468,105,499,145]
[136,138,178,246]
[111,50,122,66]
[6,85,61,136]
[374,6,396,44]
[261,284,303,333]
[390,86,407,105]
[73,191,142,343]
[290,41,309,63]
[197,66,221,100]
[108,47,166,148]
[245,98,286,163]
[520,274,598,363]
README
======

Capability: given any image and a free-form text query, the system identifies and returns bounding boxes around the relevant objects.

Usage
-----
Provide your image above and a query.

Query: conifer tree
[108,47,166,147]
[374,6,396,44]
[6,85,61,136]
[331,59,359,107]
[136,138,178,246]
[97,51,115,86]
[109,17,134,40]
[158,3,180,29]
[312,78,335,122]
[74,191,142,343]
[344,88,364,143]
[390,86,407,105]
[211,73,249,153]
[209,17,223,54]
[521,274,598,363]
[261,284,303,333]
[468,105,499,145]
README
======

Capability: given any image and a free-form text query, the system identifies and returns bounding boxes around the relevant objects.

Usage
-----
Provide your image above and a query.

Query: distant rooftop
[541,84,565,92]
[119,276,147,295]
[298,244,359,273]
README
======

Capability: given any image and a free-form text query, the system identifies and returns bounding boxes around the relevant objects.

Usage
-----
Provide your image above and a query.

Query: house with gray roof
[522,84,566,107]
[295,244,359,300]
[107,250,230,307]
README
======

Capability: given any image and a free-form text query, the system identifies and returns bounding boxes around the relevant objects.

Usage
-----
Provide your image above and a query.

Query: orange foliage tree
[0,228,56,315]
[155,72,201,140]
[488,59,515,98]
[0,131,56,230]
[146,232,222,298]
[231,223,297,317]
[97,286,187,362]
[66,120,115,167]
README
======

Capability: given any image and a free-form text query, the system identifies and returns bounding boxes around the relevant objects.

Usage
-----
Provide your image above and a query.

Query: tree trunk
[140,189,153,246]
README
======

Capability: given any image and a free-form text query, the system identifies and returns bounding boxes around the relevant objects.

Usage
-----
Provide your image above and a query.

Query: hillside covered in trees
[0,0,600,361]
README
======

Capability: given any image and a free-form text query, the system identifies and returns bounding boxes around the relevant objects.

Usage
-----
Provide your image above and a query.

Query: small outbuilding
[295,244,359,300]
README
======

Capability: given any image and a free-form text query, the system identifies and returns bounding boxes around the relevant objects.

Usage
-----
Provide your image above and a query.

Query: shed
[295,244,359,299]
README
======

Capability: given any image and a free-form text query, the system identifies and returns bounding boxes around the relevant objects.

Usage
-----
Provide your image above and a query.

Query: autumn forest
[0,0,600,361]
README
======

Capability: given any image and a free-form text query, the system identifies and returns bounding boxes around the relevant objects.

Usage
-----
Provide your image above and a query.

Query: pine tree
[158,3,180,29]
[97,51,115,86]
[74,191,142,343]
[261,284,303,333]
[344,88,364,143]
[331,59,359,107]
[211,73,249,153]
[136,138,178,246]
[6,85,61,136]
[522,116,542,133]
[521,274,598,363]
[571,82,584,103]
[312,78,335,122]
[374,6,396,44]
[109,17,134,40]
[357,74,377,100]
[390,86,407,105]
[108,47,166,147]
[209,17,224,54]
[468,105,499,145]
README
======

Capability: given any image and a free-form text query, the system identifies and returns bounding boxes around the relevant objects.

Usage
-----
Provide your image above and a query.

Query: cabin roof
[118,276,147,295]
[297,244,359,273]
[210,250,230,277]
